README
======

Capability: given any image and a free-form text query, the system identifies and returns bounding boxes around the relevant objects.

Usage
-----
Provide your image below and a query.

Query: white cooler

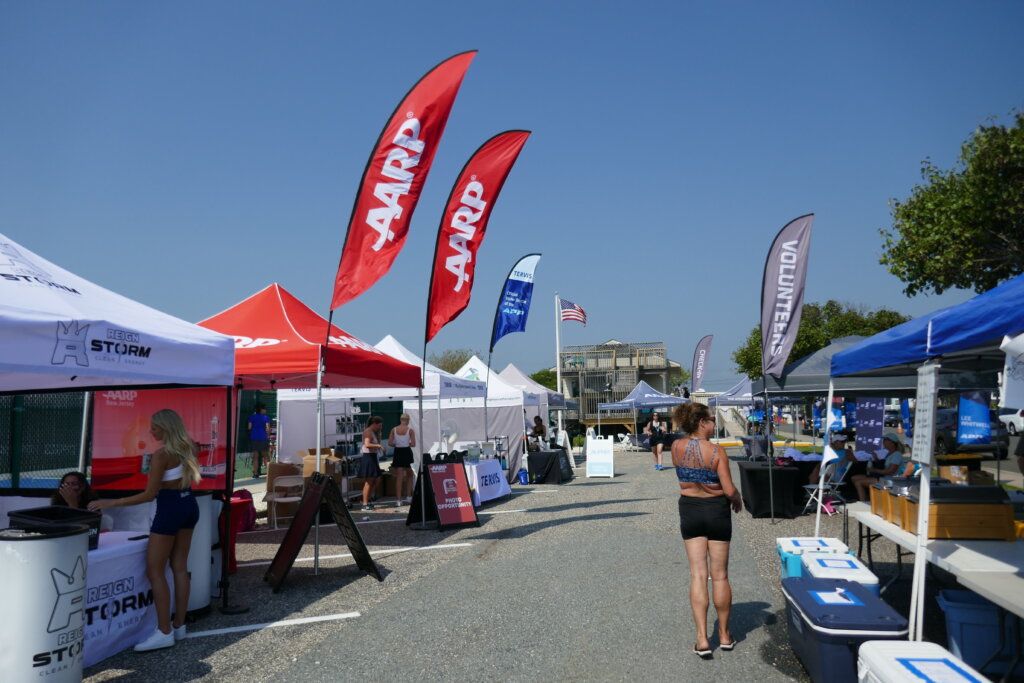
[778,536,850,578]
[858,640,986,683]
[801,551,880,595]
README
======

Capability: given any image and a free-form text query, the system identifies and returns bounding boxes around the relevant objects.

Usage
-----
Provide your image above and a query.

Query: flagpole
[554,293,564,447]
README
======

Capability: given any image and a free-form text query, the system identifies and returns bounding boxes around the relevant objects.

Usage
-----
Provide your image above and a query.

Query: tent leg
[220,385,249,615]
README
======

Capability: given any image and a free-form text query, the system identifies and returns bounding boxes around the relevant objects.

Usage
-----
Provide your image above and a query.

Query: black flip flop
[720,640,736,651]
[693,645,713,659]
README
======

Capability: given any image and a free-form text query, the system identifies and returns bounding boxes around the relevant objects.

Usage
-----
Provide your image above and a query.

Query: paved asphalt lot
[84,450,890,682]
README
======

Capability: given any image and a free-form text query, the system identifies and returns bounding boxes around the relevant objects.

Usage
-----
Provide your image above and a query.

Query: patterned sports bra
[674,438,721,486]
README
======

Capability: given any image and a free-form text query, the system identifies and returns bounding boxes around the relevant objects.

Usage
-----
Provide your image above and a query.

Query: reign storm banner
[760,214,814,378]
[331,51,476,309]
[425,130,531,342]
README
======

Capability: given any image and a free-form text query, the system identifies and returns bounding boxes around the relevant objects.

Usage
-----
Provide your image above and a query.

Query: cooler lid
[782,578,907,633]
[776,537,849,555]
[858,640,986,683]
[801,552,878,584]
[908,485,1010,504]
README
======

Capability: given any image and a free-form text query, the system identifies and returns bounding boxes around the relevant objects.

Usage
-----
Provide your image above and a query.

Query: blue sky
[2,2,1022,391]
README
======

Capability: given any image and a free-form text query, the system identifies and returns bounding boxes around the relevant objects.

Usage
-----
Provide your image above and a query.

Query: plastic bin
[937,589,1021,675]
[9,505,102,550]
[782,577,907,683]
[800,552,879,596]
[777,537,850,578]
[858,640,986,683]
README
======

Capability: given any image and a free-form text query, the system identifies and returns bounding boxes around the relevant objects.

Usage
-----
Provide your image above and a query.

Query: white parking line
[236,542,473,568]
[478,509,527,515]
[185,612,360,638]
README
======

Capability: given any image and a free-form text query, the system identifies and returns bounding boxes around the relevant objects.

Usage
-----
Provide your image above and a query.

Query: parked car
[883,409,902,428]
[934,408,1009,459]
[998,407,1024,435]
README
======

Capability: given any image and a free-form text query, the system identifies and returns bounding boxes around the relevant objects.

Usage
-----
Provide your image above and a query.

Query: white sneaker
[173,624,187,641]
[403,497,413,504]
[133,627,175,652]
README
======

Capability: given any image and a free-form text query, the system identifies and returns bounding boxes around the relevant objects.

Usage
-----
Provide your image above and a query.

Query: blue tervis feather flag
[490,253,541,352]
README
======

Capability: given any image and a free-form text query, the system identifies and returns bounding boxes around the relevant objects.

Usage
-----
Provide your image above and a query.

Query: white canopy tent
[499,363,565,410]
[401,355,539,481]
[273,335,486,462]
[0,231,235,391]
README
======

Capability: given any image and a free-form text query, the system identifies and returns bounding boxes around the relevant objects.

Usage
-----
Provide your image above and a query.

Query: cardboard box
[968,470,995,486]
[266,462,302,520]
[939,465,969,485]
[303,454,344,483]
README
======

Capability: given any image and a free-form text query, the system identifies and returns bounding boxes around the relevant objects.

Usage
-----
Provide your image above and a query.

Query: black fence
[1,393,86,487]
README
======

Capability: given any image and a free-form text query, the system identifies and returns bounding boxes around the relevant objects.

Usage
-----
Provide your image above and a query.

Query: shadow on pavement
[467,511,650,540]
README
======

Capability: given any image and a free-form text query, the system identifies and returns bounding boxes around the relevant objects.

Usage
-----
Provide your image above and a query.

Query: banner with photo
[91,387,230,490]
[957,391,991,444]
[490,253,541,351]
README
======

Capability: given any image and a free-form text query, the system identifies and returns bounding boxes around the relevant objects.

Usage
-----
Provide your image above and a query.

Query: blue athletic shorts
[151,488,200,536]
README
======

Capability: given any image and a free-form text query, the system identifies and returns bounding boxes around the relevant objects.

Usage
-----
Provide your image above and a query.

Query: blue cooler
[782,577,908,683]
[858,640,986,683]
[800,552,880,596]
[777,537,850,578]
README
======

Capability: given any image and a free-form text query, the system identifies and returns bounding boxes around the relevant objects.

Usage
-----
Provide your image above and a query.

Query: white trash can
[0,524,90,682]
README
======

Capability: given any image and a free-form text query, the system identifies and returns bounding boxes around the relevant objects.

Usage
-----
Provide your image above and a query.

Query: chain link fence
[0,393,85,487]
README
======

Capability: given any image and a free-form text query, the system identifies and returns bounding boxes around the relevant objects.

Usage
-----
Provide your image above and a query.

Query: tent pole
[765,387,775,523]
[484,350,492,442]
[219,385,248,614]
[77,391,92,473]
[815,380,835,538]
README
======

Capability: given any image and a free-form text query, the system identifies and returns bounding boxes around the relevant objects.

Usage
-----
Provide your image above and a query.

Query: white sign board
[586,436,614,477]
[911,364,938,465]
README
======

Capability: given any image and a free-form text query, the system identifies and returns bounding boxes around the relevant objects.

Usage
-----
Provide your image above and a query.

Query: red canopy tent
[197,283,420,390]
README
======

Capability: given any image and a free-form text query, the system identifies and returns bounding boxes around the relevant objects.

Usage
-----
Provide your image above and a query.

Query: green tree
[669,368,692,391]
[880,111,1024,296]
[731,300,910,379]
[427,348,478,374]
[530,368,558,391]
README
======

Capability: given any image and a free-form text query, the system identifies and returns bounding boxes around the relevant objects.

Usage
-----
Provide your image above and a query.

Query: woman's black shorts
[678,495,732,542]
[391,446,414,468]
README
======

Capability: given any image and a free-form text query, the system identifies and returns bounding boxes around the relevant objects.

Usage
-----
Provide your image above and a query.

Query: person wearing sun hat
[808,431,854,485]
[850,432,908,501]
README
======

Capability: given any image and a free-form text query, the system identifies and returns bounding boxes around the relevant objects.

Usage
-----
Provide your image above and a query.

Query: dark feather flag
[490,253,541,352]
[425,130,531,342]
[691,334,713,392]
[331,51,477,309]
[760,214,814,378]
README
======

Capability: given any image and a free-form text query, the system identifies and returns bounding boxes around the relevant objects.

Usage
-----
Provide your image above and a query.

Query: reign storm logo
[49,556,87,633]
[51,321,153,367]
[52,321,91,367]
[0,238,81,294]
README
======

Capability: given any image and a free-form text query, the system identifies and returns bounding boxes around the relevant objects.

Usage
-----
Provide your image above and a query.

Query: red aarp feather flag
[425,130,531,342]
[330,51,477,310]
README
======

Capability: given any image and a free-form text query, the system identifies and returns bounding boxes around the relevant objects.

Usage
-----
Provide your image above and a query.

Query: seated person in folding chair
[807,432,854,486]
[850,433,907,501]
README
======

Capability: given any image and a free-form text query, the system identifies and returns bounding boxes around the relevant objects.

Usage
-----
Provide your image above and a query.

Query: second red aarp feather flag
[425,130,531,342]
[331,51,477,310]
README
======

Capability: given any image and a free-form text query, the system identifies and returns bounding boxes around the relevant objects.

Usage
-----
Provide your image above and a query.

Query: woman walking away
[671,402,743,658]
[387,414,416,506]
[645,411,667,470]
[359,416,385,511]
[89,409,201,651]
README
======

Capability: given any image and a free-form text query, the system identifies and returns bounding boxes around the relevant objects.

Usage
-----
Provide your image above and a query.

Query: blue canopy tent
[707,377,758,406]
[596,380,688,437]
[832,273,1024,377]
[829,274,1024,642]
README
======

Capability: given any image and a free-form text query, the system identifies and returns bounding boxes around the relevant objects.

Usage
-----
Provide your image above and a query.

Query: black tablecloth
[736,461,802,518]
[527,450,573,484]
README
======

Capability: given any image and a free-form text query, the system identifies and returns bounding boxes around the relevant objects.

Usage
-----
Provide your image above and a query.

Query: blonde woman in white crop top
[388,413,416,505]
[89,408,201,652]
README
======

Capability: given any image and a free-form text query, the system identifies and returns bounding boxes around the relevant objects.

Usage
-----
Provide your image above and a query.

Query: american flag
[560,298,587,325]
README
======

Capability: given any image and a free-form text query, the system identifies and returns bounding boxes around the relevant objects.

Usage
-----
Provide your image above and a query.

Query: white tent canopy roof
[0,231,235,392]
[499,363,564,408]
[276,335,486,402]
[456,355,540,406]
